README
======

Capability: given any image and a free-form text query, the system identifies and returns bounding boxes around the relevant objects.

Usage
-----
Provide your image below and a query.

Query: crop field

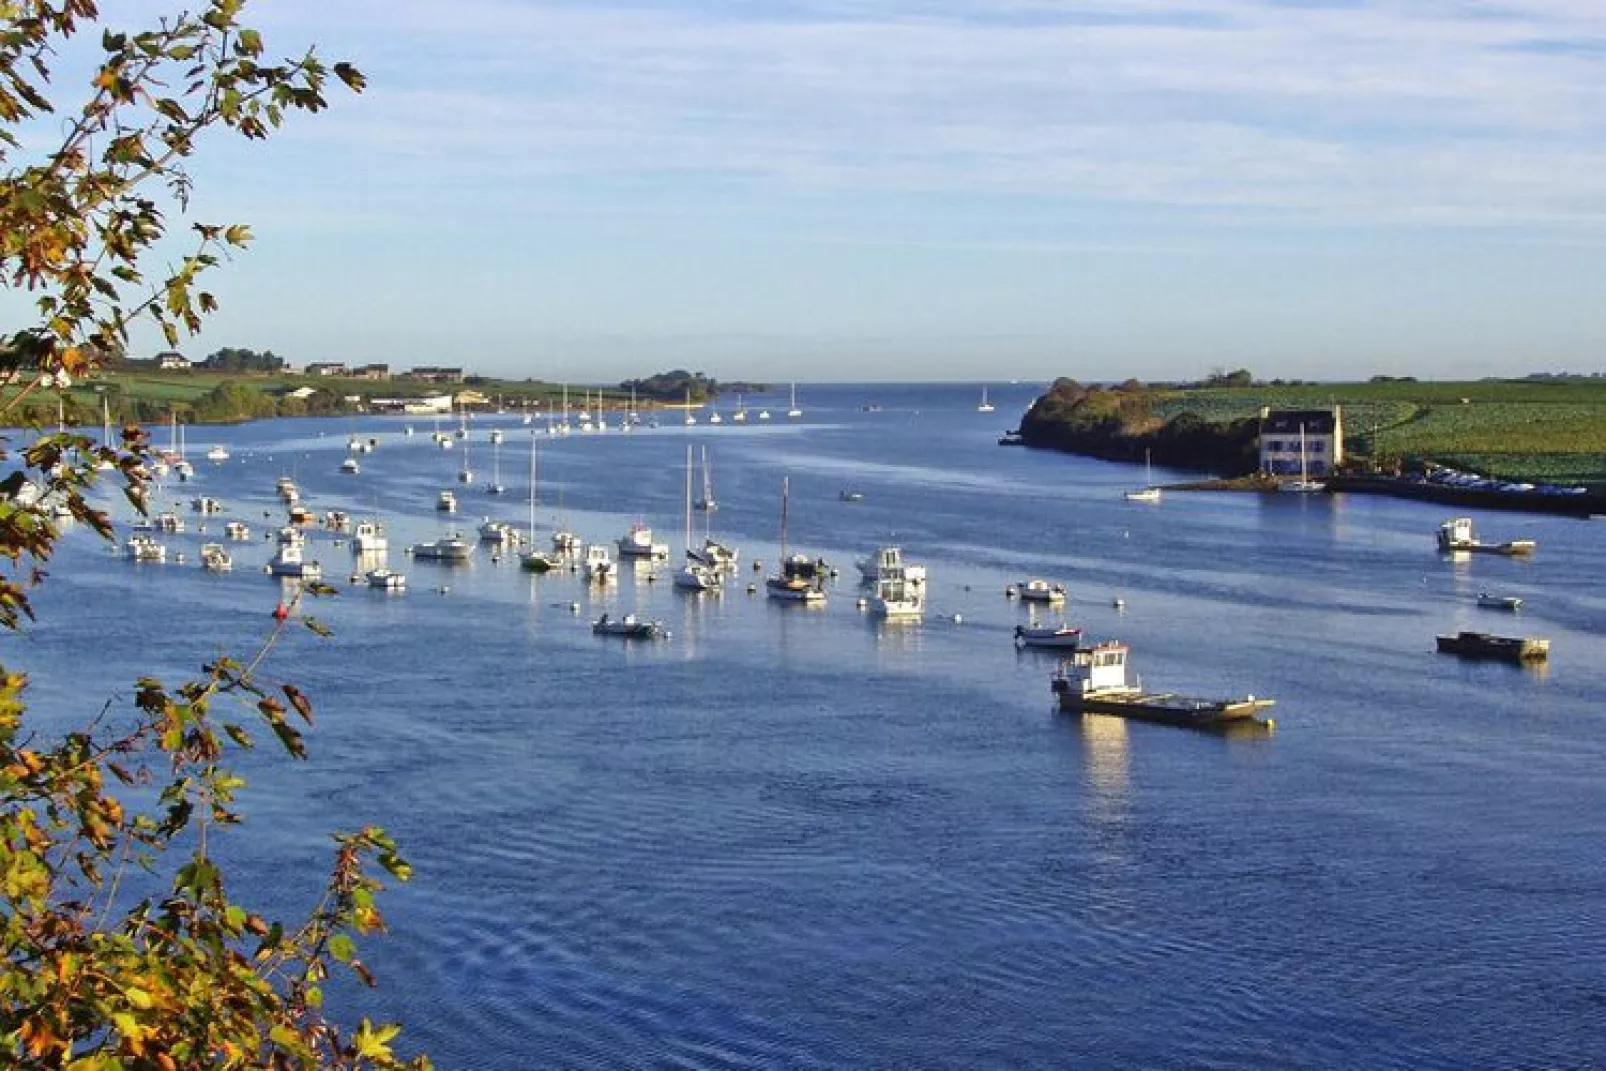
[1147,379,1606,485]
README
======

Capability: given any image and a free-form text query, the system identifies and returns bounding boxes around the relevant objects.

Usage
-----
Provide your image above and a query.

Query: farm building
[1259,406,1344,476]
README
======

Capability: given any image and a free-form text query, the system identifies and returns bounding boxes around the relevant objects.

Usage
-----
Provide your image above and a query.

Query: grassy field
[1149,379,1606,484]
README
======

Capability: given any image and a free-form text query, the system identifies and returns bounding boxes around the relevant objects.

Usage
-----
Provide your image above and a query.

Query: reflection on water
[1078,712,1131,817]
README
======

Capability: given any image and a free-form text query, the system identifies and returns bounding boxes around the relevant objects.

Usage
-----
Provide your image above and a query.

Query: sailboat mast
[528,438,538,541]
[684,445,693,552]
[779,476,789,559]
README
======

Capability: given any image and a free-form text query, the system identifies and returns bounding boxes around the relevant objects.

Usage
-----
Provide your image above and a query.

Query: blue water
[15,383,1606,1068]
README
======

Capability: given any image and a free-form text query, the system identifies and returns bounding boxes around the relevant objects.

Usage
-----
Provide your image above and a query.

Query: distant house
[305,362,348,377]
[1259,407,1344,476]
[155,351,191,371]
[352,363,391,380]
[406,366,466,383]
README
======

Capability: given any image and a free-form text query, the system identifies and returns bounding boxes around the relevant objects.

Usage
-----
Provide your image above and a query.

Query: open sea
[15,381,1606,1068]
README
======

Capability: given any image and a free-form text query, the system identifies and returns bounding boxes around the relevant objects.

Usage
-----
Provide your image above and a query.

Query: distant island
[1014,371,1606,491]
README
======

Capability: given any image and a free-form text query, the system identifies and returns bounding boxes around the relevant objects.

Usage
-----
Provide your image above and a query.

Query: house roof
[1261,408,1338,435]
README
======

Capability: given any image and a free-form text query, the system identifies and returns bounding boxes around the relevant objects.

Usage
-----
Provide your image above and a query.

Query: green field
[1149,379,1606,485]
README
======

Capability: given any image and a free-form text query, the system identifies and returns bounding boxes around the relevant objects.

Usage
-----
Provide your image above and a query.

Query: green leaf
[328,933,355,963]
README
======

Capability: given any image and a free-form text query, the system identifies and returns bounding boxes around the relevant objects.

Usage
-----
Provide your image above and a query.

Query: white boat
[684,386,698,426]
[353,520,387,553]
[758,409,771,422]
[1015,579,1067,603]
[1279,423,1324,494]
[675,446,723,593]
[324,511,351,532]
[731,395,748,423]
[786,382,802,419]
[199,543,232,572]
[268,541,320,578]
[340,457,361,475]
[190,495,223,514]
[856,545,926,587]
[410,534,474,562]
[478,518,522,546]
[708,408,723,425]
[436,489,458,512]
[616,522,668,560]
[224,520,251,541]
[517,439,562,573]
[366,567,407,590]
[489,429,505,444]
[977,386,995,413]
[591,612,669,640]
[1014,622,1083,649]
[582,543,614,581]
[688,537,739,568]
[457,437,474,485]
[124,534,167,561]
[1125,450,1162,502]
[868,551,925,619]
[205,444,230,462]
[154,511,184,533]
[765,477,826,603]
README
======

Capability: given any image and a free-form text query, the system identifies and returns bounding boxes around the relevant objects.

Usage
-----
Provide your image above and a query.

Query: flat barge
[1435,630,1549,663]
[1050,642,1275,732]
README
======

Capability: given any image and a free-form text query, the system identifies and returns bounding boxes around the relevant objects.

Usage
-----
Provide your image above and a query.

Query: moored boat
[1436,516,1536,556]
[1435,630,1548,662]
[365,567,407,590]
[410,534,474,562]
[1014,623,1083,649]
[1014,579,1066,604]
[1476,592,1523,612]
[199,543,232,572]
[591,612,669,640]
[1050,642,1275,730]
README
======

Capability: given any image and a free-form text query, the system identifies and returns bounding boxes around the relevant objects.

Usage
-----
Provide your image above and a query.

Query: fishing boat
[324,511,351,533]
[1050,642,1276,730]
[365,567,407,590]
[268,539,320,579]
[190,495,223,514]
[977,386,995,413]
[766,477,827,603]
[199,543,233,572]
[353,520,387,553]
[477,518,522,546]
[124,534,167,562]
[867,546,924,618]
[591,612,669,640]
[1436,517,1536,556]
[1124,449,1162,503]
[582,544,615,581]
[616,522,668,560]
[1435,630,1549,663]
[205,444,230,462]
[1014,579,1067,604]
[1014,622,1083,649]
[410,534,474,562]
[224,520,251,541]
[436,489,458,513]
[856,546,926,587]
[674,446,722,593]
[1477,592,1523,612]
[340,457,361,475]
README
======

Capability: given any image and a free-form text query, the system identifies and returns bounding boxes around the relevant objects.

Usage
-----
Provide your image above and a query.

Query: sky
[11,0,1606,383]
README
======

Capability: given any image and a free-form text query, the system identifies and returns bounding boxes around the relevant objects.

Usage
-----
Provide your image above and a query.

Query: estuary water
[16,382,1606,1068]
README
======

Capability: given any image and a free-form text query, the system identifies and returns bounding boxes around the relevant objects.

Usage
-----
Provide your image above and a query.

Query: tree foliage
[1,3,424,1065]
[200,348,286,374]
[619,369,718,402]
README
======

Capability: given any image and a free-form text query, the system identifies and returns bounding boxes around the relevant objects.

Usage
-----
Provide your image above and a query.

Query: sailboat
[694,446,717,512]
[765,477,826,602]
[457,435,474,485]
[684,387,698,426]
[95,397,118,469]
[731,394,748,423]
[1124,449,1162,502]
[520,439,560,572]
[1280,424,1324,493]
[674,446,721,593]
[977,386,995,413]
[486,435,505,495]
[786,382,802,419]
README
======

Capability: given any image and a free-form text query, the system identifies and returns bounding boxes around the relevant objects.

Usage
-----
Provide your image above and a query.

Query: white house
[1259,406,1343,477]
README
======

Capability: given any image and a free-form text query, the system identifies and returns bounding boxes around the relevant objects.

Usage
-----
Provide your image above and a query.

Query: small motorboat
[591,612,669,639]
[1014,579,1067,604]
[366,567,407,590]
[1476,592,1523,612]
[1014,623,1083,649]
[1436,630,1549,663]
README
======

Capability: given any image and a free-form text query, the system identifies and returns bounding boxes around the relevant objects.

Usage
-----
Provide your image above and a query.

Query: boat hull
[1054,684,1275,730]
[1435,632,1548,662]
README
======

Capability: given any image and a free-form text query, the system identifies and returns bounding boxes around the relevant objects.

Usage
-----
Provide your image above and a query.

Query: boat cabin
[1057,642,1137,697]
